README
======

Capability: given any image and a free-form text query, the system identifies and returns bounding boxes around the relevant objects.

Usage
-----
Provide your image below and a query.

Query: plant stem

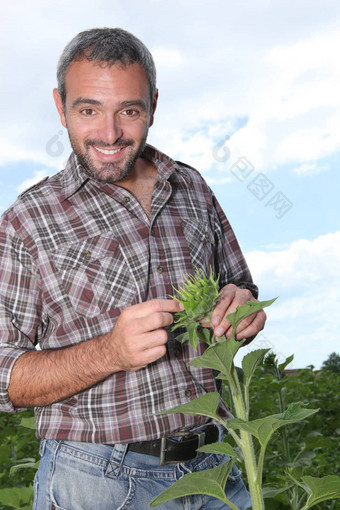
[220,497,242,510]
[240,430,264,510]
[256,445,266,488]
[229,356,264,509]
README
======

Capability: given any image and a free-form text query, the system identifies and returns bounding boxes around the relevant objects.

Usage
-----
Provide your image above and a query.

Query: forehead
[64,60,150,105]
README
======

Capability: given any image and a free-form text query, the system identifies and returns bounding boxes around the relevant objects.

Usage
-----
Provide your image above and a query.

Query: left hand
[205,284,267,341]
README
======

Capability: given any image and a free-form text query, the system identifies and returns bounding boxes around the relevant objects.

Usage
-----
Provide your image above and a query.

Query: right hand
[108,299,184,372]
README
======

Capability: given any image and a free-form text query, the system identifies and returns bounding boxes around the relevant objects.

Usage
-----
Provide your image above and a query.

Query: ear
[149,89,158,127]
[53,88,67,128]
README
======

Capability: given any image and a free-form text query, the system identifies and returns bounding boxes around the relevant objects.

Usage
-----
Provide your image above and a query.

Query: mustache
[85,139,134,148]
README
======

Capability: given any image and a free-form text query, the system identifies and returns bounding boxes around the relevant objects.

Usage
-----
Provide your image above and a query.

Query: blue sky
[1,0,340,368]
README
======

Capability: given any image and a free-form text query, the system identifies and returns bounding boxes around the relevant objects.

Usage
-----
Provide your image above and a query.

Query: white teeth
[95,147,122,155]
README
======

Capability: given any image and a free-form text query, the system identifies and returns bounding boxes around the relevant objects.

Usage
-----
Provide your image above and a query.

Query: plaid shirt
[0,145,258,443]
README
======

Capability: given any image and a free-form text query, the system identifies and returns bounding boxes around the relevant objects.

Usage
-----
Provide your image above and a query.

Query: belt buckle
[159,431,206,466]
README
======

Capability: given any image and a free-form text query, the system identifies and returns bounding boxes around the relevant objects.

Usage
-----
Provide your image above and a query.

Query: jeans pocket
[49,445,135,510]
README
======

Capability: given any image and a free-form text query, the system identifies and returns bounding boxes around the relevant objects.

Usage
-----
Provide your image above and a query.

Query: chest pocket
[180,218,215,272]
[54,235,137,318]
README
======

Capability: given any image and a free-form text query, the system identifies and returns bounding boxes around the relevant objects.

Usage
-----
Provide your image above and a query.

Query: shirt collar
[60,152,90,202]
[59,144,191,202]
[139,144,192,186]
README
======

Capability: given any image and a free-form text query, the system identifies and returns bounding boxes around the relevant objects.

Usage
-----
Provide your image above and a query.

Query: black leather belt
[127,424,219,465]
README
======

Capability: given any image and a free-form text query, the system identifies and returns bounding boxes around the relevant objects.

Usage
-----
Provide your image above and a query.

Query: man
[0,28,266,509]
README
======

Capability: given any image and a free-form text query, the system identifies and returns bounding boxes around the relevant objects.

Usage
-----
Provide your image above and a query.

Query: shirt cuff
[0,346,31,413]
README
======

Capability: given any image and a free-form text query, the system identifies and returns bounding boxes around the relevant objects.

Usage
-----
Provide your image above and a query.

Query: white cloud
[152,48,183,67]
[149,28,340,179]
[226,30,340,173]
[246,232,340,292]
[293,162,327,176]
[1,2,339,181]
[239,232,340,368]
[17,170,51,194]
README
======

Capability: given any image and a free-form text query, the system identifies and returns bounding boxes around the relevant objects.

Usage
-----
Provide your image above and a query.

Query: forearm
[8,298,183,408]
[8,333,114,407]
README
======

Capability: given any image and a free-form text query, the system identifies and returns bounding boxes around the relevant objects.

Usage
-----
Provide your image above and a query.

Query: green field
[0,354,339,509]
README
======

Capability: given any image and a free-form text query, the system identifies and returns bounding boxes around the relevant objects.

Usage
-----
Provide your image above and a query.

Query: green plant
[247,354,340,509]
[0,410,39,510]
[321,352,340,374]
[149,269,340,509]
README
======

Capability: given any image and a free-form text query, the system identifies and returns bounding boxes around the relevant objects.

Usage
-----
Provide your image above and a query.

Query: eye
[122,109,139,118]
[80,108,96,117]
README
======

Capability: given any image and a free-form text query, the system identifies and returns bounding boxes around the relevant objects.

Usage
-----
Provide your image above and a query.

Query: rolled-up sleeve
[0,220,40,412]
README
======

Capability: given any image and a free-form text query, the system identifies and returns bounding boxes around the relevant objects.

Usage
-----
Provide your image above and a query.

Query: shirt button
[82,250,91,258]
[185,388,192,398]
[122,196,130,204]
[157,265,164,274]
[204,232,210,240]
[174,348,180,358]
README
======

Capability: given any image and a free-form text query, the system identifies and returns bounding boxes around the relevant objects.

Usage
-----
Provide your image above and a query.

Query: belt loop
[105,444,128,479]
[39,438,46,456]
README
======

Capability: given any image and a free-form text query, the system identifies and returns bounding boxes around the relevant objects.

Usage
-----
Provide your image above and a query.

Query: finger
[137,310,176,333]
[212,287,255,336]
[215,314,253,338]
[224,310,266,340]
[210,289,235,328]
[131,344,167,371]
[129,332,169,368]
[234,310,266,339]
[138,328,169,350]
[131,299,184,319]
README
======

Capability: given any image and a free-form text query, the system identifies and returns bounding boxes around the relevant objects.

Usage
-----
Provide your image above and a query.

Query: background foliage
[0,353,339,509]
[223,353,340,509]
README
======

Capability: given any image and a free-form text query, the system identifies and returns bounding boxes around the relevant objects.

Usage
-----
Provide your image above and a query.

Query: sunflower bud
[171,268,221,349]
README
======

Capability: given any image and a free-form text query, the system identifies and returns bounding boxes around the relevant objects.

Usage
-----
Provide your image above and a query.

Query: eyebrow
[71,98,102,109]
[71,97,147,111]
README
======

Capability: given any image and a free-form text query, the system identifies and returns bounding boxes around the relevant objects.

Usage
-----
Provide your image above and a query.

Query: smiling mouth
[94,147,124,155]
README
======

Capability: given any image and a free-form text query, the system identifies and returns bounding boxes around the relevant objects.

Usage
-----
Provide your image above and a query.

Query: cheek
[67,120,93,142]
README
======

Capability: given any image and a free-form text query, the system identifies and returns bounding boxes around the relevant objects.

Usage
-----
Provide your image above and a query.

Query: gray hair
[57,27,157,110]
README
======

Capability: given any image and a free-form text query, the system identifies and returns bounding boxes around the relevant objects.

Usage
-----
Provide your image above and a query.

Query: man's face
[53,60,157,184]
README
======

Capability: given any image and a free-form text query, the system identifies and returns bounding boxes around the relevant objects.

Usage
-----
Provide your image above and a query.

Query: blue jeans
[33,431,251,509]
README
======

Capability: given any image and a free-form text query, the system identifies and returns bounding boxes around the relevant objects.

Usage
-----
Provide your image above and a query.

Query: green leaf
[242,349,271,385]
[278,354,294,372]
[9,460,39,476]
[196,327,214,345]
[197,442,236,457]
[301,475,340,507]
[226,297,278,330]
[0,486,33,508]
[292,450,316,467]
[262,484,293,499]
[20,416,36,430]
[226,403,319,447]
[176,332,190,344]
[189,338,245,379]
[188,323,199,350]
[150,458,236,507]
[156,392,222,423]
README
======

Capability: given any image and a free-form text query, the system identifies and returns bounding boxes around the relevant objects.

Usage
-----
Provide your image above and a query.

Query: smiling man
[55,60,156,186]
[0,28,265,509]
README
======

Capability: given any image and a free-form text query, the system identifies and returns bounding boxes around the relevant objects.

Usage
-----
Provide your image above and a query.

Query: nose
[97,114,123,144]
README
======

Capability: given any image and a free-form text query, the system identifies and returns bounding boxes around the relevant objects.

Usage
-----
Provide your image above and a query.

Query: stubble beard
[68,134,148,184]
